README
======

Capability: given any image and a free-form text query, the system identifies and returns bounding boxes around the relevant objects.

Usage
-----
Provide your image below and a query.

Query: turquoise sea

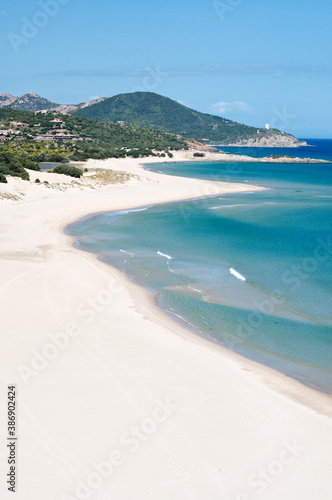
[68,139,332,393]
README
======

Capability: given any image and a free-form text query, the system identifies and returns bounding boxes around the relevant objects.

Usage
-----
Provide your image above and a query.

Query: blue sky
[1,0,331,137]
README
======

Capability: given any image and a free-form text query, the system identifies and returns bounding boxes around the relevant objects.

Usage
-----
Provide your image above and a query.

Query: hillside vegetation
[0,108,188,180]
[0,107,188,153]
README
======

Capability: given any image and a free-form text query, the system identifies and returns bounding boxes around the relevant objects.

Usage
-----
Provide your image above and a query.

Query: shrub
[52,165,83,178]
[0,154,30,181]
[35,178,40,183]
[193,152,205,157]
[267,155,295,159]
[47,154,68,163]
[71,152,89,161]
[20,158,41,171]
[0,173,7,183]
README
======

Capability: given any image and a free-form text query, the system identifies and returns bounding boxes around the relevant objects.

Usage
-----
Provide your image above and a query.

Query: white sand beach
[1,154,331,500]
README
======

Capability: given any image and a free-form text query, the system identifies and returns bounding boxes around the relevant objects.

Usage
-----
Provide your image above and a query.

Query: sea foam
[229,267,246,281]
[157,251,173,260]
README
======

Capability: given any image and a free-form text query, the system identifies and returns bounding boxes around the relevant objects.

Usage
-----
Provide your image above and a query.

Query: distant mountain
[0,91,305,146]
[0,93,17,107]
[0,92,107,114]
[1,92,59,111]
[74,92,304,147]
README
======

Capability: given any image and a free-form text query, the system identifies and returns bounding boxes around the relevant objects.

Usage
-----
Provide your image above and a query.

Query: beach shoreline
[66,204,332,410]
[1,155,332,499]
[66,220,332,416]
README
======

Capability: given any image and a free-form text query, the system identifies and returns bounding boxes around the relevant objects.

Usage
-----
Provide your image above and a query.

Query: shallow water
[68,140,332,393]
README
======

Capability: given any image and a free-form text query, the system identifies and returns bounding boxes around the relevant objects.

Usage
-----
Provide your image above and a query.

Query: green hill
[0,108,188,180]
[74,91,298,145]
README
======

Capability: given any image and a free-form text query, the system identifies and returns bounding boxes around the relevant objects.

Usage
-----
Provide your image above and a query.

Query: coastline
[144,150,331,163]
[1,156,332,499]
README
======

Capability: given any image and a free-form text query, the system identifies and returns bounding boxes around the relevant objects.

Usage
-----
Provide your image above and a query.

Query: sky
[1,0,331,138]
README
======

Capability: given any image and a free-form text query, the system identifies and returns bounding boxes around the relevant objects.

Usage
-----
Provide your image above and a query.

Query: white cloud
[44,64,332,79]
[212,101,252,115]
